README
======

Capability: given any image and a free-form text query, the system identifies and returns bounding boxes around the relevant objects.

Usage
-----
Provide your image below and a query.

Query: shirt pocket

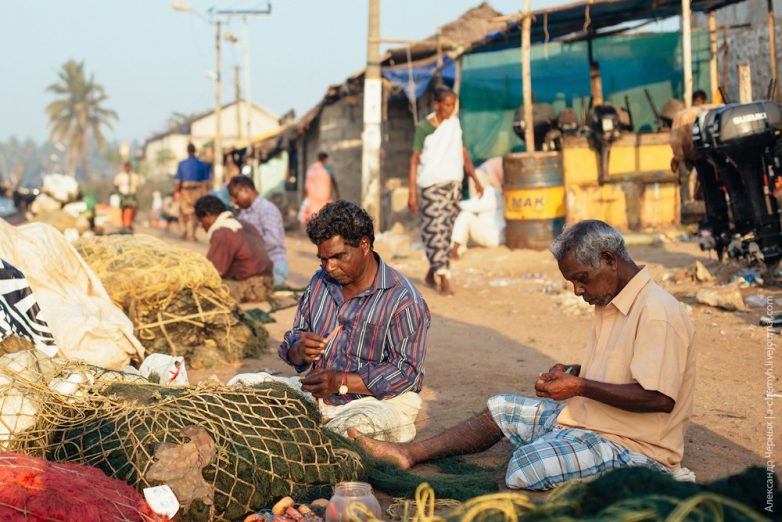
[346,322,385,364]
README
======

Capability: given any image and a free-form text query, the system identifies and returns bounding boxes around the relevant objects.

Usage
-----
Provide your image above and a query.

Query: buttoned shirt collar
[607,266,651,315]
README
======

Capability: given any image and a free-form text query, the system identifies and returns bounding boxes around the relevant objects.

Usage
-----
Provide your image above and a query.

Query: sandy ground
[141,222,780,491]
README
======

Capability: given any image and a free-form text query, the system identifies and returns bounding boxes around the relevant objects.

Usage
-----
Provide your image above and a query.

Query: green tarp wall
[460,30,711,163]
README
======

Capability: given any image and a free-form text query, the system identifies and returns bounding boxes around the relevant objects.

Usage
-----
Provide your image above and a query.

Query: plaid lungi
[487,394,666,490]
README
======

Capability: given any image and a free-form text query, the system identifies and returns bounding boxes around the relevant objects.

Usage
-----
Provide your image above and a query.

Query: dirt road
[157,224,778,486]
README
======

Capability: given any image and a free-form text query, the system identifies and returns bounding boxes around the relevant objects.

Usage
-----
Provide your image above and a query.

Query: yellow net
[73,235,267,367]
[73,234,222,309]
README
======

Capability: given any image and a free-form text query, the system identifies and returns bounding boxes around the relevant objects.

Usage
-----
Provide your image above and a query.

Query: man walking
[174,143,211,241]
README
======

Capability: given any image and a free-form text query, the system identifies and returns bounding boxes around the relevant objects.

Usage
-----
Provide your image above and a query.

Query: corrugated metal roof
[468,0,748,52]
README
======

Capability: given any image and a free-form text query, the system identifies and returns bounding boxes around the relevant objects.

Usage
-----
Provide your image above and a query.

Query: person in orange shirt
[349,220,697,490]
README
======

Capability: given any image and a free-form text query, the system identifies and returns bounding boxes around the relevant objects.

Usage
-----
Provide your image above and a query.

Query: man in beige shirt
[350,220,696,490]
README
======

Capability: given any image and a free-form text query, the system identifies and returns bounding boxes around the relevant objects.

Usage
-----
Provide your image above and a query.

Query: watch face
[338,384,349,395]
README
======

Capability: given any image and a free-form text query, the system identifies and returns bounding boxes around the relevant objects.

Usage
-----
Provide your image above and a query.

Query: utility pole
[235,64,242,141]
[243,16,254,142]
[214,20,224,190]
[362,0,382,229]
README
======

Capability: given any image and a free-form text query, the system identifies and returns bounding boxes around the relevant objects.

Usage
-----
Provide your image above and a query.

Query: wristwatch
[338,372,348,395]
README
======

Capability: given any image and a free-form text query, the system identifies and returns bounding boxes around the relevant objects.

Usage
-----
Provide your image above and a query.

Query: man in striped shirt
[279,201,430,442]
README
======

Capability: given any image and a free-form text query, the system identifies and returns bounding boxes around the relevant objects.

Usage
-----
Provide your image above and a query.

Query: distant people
[161,192,180,232]
[114,161,140,231]
[301,152,339,224]
[228,175,289,287]
[408,86,483,295]
[450,171,505,259]
[194,195,274,305]
[175,143,211,241]
[692,90,708,106]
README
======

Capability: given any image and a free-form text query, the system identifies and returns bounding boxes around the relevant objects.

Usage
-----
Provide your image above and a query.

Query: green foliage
[45,60,118,180]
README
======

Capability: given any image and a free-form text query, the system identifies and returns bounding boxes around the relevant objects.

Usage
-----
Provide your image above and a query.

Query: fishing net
[0,350,362,522]
[0,452,168,522]
[73,234,268,367]
[376,467,776,522]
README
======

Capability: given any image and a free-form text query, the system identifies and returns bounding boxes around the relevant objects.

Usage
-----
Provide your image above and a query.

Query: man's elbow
[655,394,675,413]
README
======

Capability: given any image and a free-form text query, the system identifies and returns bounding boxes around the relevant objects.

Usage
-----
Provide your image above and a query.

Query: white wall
[191,103,279,148]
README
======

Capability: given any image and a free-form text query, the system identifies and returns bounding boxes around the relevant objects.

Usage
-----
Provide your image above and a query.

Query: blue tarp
[381,55,456,100]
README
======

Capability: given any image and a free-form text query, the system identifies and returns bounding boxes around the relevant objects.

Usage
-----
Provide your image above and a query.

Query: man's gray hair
[549,220,632,268]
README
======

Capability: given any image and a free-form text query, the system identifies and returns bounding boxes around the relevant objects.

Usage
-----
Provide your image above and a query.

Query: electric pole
[362,0,382,230]
[214,20,224,190]
[235,64,242,141]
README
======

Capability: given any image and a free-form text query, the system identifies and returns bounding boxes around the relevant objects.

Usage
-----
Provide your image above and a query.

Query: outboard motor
[691,109,737,259]
[696,101,782,271]
[513,103,558,151]
[588,104,623,184]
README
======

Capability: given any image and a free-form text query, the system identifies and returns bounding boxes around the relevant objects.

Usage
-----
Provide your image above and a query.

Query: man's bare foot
[424,269,437,289]
[438,275,454,296]
[449,245,460,260]
[347,428,413,469]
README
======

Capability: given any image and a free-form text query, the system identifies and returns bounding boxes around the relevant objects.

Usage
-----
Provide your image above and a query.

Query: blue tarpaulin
[382,55,456,100]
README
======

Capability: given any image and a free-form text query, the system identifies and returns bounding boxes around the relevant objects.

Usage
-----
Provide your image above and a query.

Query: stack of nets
[73,234,268,367]
[0,350,362,521]
[0,452,167,522]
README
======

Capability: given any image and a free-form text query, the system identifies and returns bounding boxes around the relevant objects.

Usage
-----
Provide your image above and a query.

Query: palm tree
[45,60,118,180]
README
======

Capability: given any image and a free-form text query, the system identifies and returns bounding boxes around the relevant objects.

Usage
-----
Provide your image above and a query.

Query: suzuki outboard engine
[696,101,782,271]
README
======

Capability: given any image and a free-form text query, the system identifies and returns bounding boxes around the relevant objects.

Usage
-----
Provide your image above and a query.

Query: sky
[0,1,677,146]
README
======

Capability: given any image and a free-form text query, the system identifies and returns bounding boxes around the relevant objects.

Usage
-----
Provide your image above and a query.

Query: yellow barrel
[502,151,566,250]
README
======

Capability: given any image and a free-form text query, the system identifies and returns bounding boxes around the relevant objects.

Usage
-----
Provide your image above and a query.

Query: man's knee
[505,446,564,491]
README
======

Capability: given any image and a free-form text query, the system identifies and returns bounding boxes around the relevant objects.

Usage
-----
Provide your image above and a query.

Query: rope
[73,234,267,363]
[543,13,550,59]
[583,0,592,33]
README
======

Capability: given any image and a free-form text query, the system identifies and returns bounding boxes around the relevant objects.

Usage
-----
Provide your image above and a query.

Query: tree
[45,60,118,181]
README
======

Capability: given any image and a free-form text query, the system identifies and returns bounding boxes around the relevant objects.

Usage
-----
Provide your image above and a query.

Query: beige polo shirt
[556,267,696,468]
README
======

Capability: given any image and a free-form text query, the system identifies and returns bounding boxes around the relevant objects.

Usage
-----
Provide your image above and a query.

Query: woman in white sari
[408,87,483,295]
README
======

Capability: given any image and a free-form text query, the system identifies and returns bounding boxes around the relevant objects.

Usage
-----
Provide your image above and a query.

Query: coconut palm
[45,60,118,180]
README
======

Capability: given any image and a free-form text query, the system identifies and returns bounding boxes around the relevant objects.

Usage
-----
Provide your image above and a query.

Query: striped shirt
[279,255,430,405]
[238,195,287,264]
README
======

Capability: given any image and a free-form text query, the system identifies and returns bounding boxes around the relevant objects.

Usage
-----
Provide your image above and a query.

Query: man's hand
[474,178,484,198]
[408,192,418,213]
[535,372,583,401]
[288,332,327,366]
[548,363,581,376]
[301,369,341,398]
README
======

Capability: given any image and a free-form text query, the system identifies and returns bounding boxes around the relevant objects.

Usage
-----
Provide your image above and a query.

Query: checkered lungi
[487,394,666,490]
[419,181,461,277]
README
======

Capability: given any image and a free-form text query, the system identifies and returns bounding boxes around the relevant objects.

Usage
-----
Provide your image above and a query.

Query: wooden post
[588,38,603,104]
[738,63,752,103]
[768,0,779,101]
[682,0,693,108]
[521,1,534,152]
[708,11,720,103]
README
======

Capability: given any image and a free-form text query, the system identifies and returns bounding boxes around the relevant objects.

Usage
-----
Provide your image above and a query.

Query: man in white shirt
[450,167,505,259]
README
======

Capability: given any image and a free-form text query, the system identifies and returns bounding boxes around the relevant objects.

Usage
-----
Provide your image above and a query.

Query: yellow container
[562,134,675,186]
[502,152,565,250]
